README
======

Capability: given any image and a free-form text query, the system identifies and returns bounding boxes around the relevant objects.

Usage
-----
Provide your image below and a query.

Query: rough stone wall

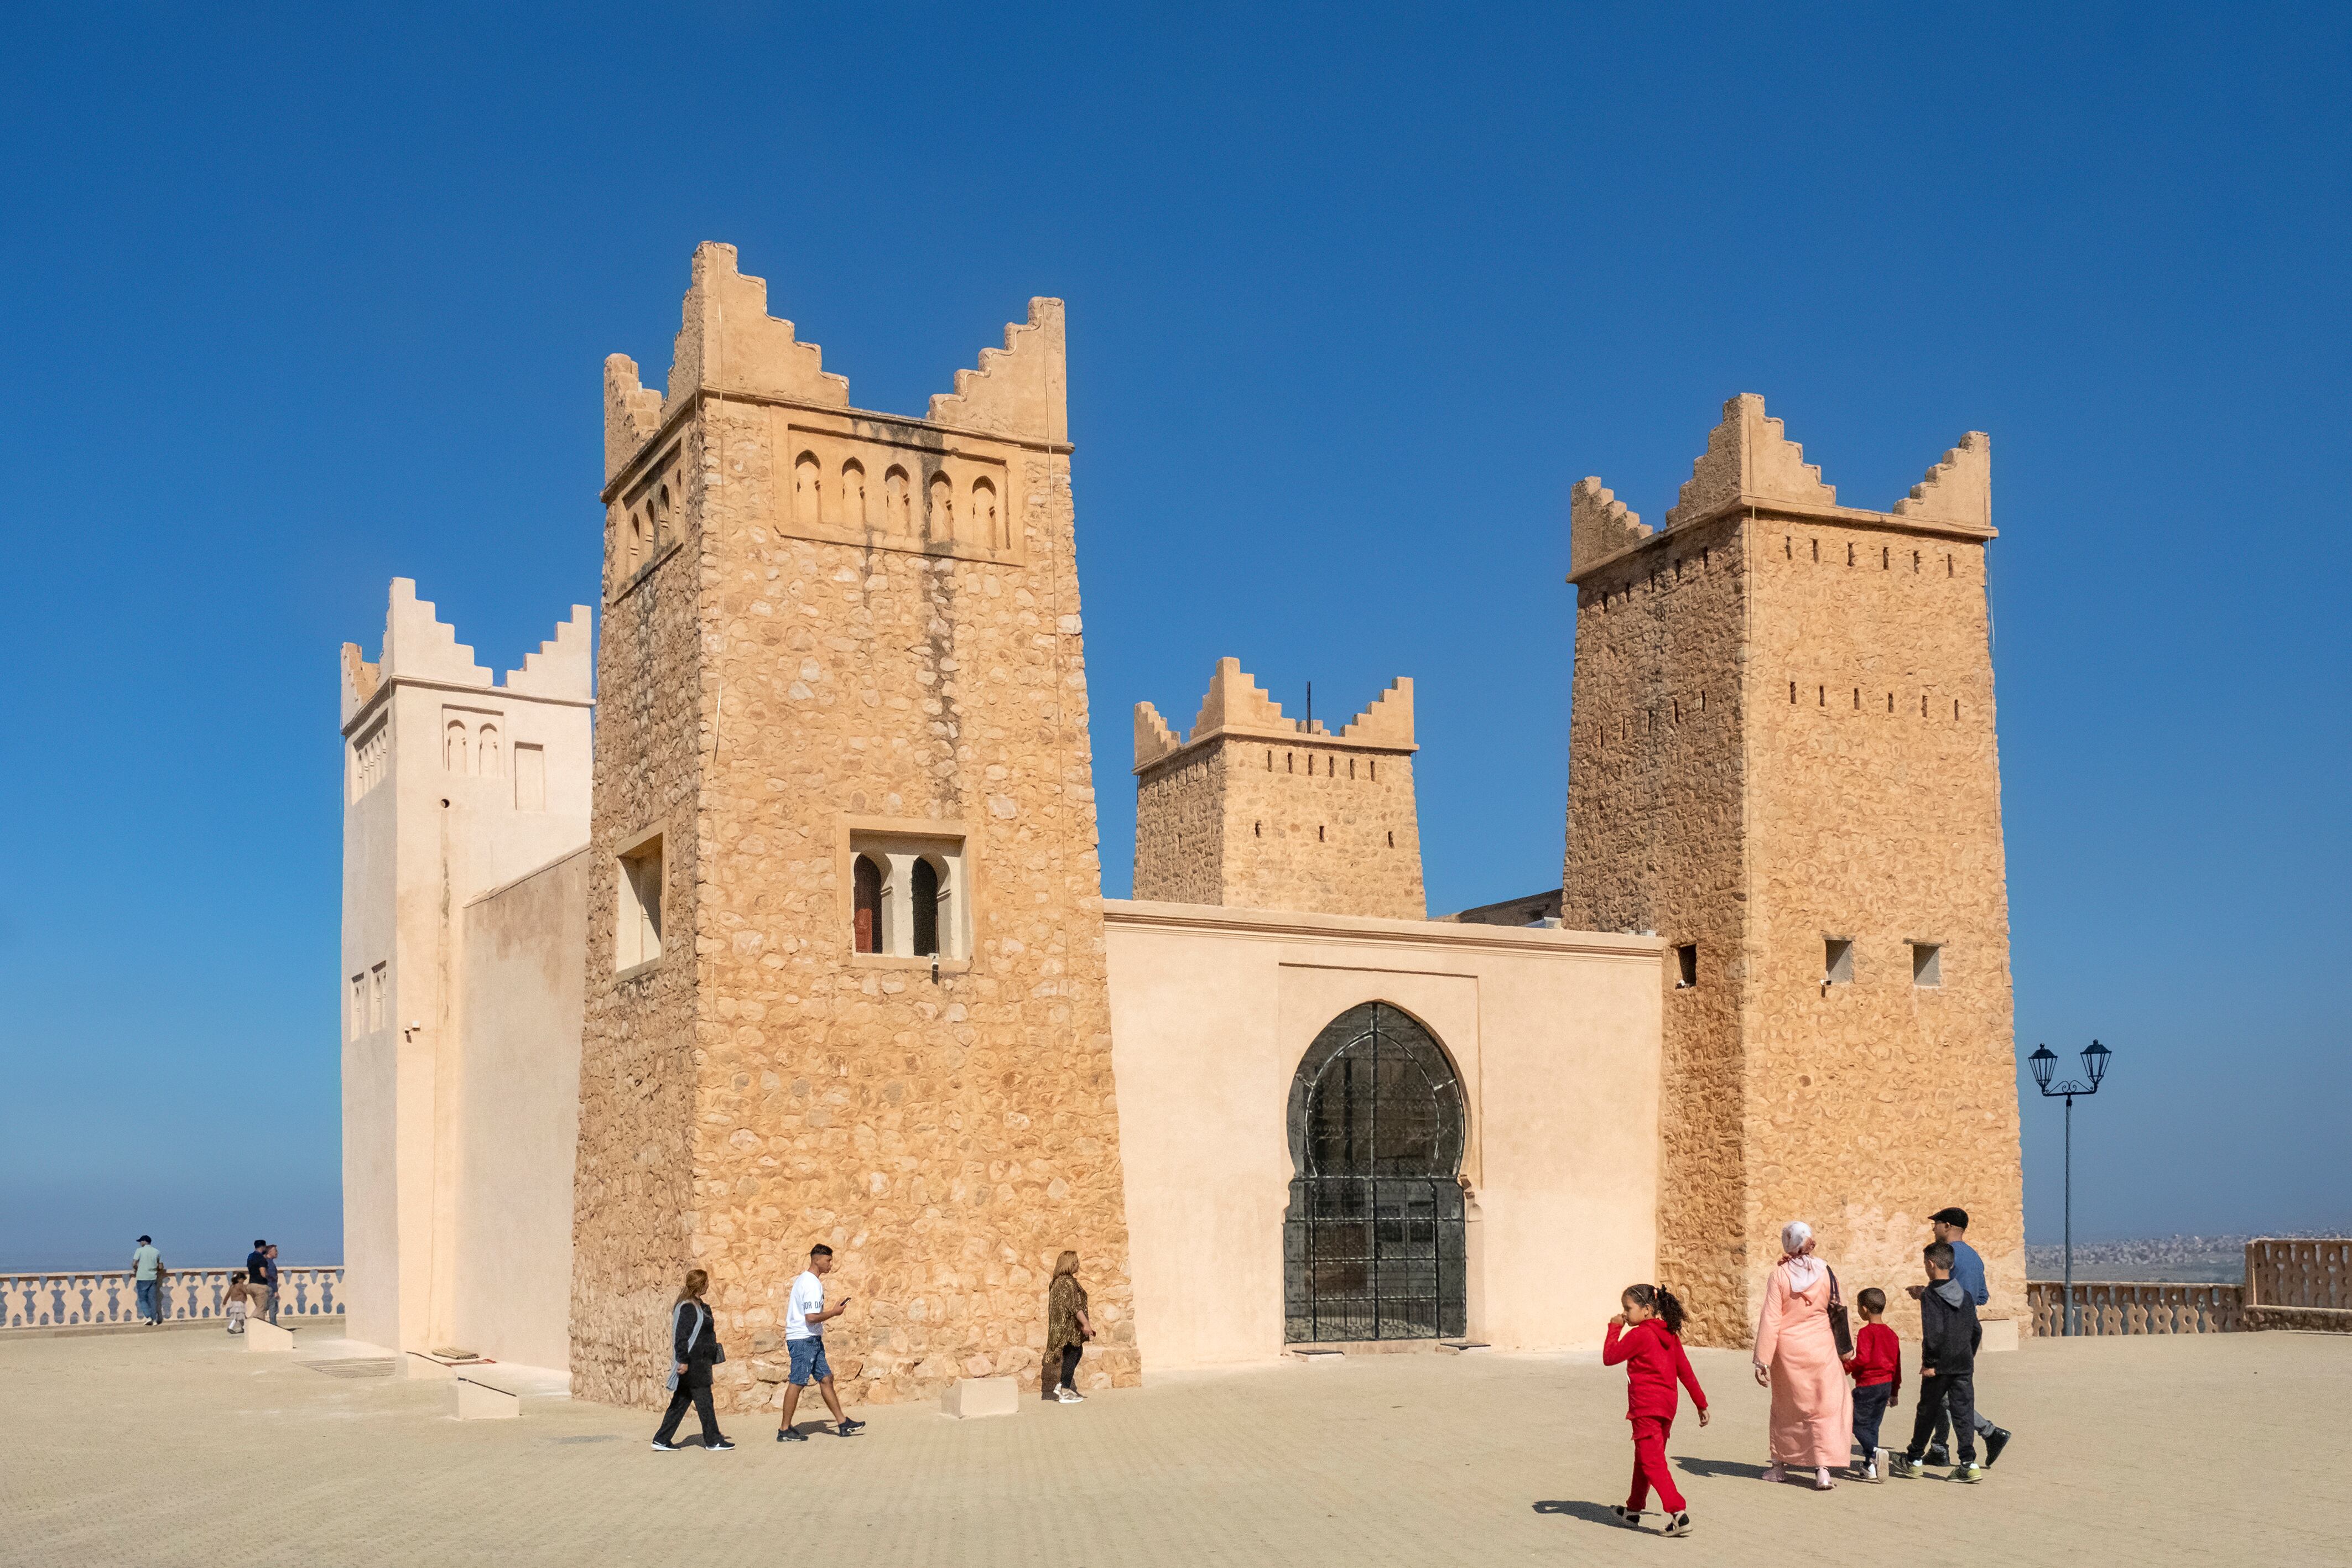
[1744,518,2025,1330]
[573,244,1138,1413]
[1132,745,1226,906]
[1208,736,1424,918]
[1563,514,1752,1345]
[1564,402,2026,1346]
[571,424,709,1405]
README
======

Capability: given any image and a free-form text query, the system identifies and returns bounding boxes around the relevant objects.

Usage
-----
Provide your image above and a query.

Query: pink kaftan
[1753,1264,1854,1468]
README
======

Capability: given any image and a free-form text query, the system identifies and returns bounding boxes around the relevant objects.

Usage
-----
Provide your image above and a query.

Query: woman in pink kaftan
[1751,1220,1854,1489]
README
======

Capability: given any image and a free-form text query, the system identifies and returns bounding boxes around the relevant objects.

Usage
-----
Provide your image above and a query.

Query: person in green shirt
[131,1236,163,1326]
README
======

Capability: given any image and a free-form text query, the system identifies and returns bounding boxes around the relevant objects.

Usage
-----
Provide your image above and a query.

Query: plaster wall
[339,581,593,1355]
[1103,900,1661,1371]
[452,847,589,1369]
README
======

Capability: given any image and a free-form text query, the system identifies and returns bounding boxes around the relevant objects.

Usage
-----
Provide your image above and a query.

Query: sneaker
[651,1439,681,1451]
[1926,1442,1952,1467]
[1855,1460,1881,1484]
[1887,1454,1921,1479]
[778,1426,808,1442]
[1608,1506,1641,1528]
[1055,1388,1085,1403]
[1983,1428,2012,1468]
[705,1437,736,1451]
[1956,1461,1984,1484]
[835,1417,865,1436]
[1663,1512,1693,1538]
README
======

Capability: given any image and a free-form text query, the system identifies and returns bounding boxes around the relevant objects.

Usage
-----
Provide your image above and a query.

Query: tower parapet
[1564,395,2022,1347]
[1132,659,1423,920]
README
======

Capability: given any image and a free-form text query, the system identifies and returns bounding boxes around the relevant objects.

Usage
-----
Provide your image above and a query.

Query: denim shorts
[787,1336,830,1385]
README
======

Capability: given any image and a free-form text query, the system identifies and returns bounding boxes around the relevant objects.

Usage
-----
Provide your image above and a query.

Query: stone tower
[340,581,594,1356]
[571,243,1138,1410]
[1564,395,2025,1346]
[1133,658,1424,919]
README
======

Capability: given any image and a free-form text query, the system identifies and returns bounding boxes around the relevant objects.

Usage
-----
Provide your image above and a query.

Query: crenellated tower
[1133,658,1423,919]
[573,243,1137,1411]
[1564,395,2024,1346]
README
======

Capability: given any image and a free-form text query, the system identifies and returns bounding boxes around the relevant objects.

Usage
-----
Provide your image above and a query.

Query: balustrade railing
[2245,1239,2350,1312]
[2,1267,344,1330]
[2025,1280,2242,1337]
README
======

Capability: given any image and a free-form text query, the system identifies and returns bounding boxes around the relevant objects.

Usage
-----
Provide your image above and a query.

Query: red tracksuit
[1602,1317,1708,1513]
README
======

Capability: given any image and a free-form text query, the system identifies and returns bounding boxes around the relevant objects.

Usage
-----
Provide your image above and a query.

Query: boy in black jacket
[1891,1241,1982,1482]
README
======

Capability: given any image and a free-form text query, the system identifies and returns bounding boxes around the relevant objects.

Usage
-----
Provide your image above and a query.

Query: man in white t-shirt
[777,1243,863,1441]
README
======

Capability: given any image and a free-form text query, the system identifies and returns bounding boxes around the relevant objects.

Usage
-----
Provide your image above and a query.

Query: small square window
[1823,937,1855,986]
[1912,942,1943,987]
[1674,943,1698,989]
[618,835,664,972]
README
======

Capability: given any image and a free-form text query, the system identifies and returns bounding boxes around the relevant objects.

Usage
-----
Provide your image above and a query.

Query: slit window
[617,834,664,972]
[1674,944,1698,989]
[1912,942,1943,987]
[1823,937,1855,986]
[910,857,941,957]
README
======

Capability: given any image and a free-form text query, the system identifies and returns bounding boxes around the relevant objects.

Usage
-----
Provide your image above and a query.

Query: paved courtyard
[2,1326,2344,1566]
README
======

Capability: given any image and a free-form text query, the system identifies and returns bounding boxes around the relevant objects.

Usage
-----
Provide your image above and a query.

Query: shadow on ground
[1530,1499,1627,1530]
[1677,1456,1771,1481]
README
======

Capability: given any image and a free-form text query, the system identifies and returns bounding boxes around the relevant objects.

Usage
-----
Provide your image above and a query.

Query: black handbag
[1827,1268,1855,1358]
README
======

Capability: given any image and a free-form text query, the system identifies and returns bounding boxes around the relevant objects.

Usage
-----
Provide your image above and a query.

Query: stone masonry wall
[574,246,1138,1413]
[1743,518,2026,1330]
[1209,736,1424,919]
[1564,514,1752,1344]
[1132,745,1226,907]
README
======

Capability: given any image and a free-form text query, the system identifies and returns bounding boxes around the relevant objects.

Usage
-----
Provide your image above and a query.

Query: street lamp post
[2027,1039,2114,1336]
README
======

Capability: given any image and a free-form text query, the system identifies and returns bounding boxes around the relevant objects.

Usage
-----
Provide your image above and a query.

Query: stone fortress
[338,242,2025,1411]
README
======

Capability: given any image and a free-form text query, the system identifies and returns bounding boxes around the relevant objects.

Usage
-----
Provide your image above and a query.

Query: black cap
[137,1234,152,1244]
[1929,1207,1970,1229]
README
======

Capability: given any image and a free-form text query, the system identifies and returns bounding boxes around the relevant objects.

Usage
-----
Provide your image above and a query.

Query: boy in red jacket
[1604,1283,1710,1538]
[1842,1286,1902,1482]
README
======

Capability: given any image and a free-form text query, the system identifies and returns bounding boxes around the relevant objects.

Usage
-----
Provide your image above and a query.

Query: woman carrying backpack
[652,1269,733,1452]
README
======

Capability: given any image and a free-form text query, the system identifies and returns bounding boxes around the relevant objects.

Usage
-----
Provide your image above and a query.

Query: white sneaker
[1055,1388,1084,1403]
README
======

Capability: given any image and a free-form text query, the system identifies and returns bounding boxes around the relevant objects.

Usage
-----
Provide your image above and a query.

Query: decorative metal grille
[1283,1003,1466,1342]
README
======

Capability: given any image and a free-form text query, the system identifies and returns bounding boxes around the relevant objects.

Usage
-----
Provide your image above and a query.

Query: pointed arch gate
[1282,1002,1468,1342]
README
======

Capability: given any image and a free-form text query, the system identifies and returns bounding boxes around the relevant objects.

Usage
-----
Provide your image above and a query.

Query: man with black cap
[1909,1207,2013,1466]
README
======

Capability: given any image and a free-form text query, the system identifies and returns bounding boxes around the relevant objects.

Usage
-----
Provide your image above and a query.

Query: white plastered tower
[338,580,593,1355]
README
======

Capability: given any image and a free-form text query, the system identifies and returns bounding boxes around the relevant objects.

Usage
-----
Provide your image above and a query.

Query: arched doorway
[1283,1002,1467,1342]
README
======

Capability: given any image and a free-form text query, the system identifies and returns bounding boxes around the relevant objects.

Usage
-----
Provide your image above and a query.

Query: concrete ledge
[452,1379,521,1420]
[1287,1347,1346,1367]
[1980,1318,2020,1354]
[940,1377,1019,1418]
[245,1319,296,1353]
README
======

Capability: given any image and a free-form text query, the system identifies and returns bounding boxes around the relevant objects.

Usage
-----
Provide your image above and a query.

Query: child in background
[224,1272,251,1335]
[1841,1286,1901,1481]
[1604,1283,1710,1538]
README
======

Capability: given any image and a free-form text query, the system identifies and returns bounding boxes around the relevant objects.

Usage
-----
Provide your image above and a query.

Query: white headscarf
[1778,1221,1825,1291]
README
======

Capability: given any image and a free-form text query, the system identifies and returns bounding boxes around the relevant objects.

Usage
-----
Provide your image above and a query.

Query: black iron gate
[1283,1002,1467,1342]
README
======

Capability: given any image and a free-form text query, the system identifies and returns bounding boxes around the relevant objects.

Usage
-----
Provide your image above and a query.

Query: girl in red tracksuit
[1603,1283,1709,1538]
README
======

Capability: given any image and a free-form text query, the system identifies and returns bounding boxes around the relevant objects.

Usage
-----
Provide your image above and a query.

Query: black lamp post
[2027,1039,2115,1335]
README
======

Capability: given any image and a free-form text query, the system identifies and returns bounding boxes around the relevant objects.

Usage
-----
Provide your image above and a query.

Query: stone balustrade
[2,1267,344,1330]
[2026,1280,2242,1336]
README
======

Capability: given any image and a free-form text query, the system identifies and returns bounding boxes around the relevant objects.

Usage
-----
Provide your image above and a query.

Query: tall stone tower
[571,243,1138,1410]
[1564,395,2025,1346]
[1133,658,1423,918]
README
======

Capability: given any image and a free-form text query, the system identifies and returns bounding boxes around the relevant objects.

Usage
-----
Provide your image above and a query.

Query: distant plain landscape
[2024,1234,2338,1284]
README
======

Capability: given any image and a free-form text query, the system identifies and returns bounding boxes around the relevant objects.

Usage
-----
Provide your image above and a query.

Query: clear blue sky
[3,5,2345,1271]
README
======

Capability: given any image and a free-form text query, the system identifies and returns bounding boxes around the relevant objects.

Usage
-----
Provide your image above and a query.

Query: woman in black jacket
[652,1269,732,1451]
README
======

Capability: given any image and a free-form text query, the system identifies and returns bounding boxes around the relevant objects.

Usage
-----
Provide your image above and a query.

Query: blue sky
[2,4,2345,1270]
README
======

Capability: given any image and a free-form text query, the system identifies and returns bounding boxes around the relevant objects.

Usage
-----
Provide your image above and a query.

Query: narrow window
[1386,831,1394,848]
[1702,548,1710,569]
[841,459,868,529]
[1790,681,1798,704]
[1922,695,1928,716]
[445,720,469,774]
[1254,821,1262,837]
[1266,749,1273,770]
[368,963,386,1030]
[1368,760,1376,780]
[1699,690,1707,712]
[1785,536,1793,559]
[350,975,366,1038]
[1317,825,1325,842]
[477,724,501,779]
[1882,545,1890,569]
[1348,757,1356,779]
[852,855,883,955]
[1913,550,1921,572]
[1673,697,1680,725]
[514,744,546,811]
[617,835,664,972]
[1287,752,1294,773]
[1853,687,1861,709]
[794,452,823,525]
[1674,944,1698,989]
[1823,937,1854,986]
[1912,942,1943,987]
[910,857,941,957]
[1954,699,1961,720]
[971,476,1001,548]
[884,466,913,531]
[1847,541,1856,566]
[1818,686,1825,706]
[1812,538,1819,561]
[1887,692,1894,712]
[928,472,955,540]
[1947,553,1954,576]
